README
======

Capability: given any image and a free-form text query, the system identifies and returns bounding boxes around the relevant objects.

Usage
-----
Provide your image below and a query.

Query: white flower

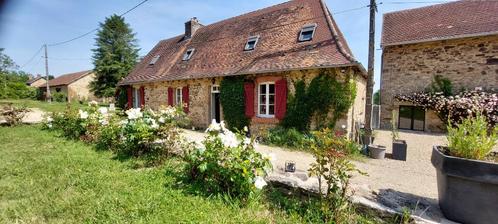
[79,110,89,119]
[88,100,98,106]
[99,119,109,126]
[254,176,267,189]
[198,145,206,154]
[153,139,166,144]
[206,119,222,132]
[264,153,277,162]
[126,108,143,120]
[151,121,159,129]
[46,116,53,122]
[243,126,248,132]
[98,107,108,115]
[47,123,52,128]
[119,119,128,126]
[158,117,165,124]
[219,131,240,148]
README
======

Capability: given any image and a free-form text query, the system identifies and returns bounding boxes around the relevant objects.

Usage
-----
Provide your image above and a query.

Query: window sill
[257,115,275,119]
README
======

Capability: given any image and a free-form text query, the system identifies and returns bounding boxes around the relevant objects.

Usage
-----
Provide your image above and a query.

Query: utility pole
[364,0,377,144]
[44,44,51,103]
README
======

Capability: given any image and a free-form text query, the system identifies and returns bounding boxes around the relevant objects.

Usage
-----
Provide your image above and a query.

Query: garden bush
[44,104,187,166]
[52,92,67,102]
[308,128,365,223]
[260,127,312,149]
[220,76,249,131]
[446,114,498,160]
[184,120,272,201]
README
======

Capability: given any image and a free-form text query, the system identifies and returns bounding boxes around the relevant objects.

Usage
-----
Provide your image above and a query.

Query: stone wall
[136,67,366,135]
[380,35,498,132]
[68,73,98,102]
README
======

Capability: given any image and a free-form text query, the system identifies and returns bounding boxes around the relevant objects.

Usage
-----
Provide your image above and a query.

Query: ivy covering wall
[219,76,250,131]
[282,70,356,131]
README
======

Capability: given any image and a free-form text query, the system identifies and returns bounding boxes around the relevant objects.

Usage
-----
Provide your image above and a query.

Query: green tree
[373,90,380,105]
[0,48,18,72]
[91,15,139,98]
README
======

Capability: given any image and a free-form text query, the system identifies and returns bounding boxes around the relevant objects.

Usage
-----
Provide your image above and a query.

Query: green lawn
[0,99,89,113]
[0,125,300,223]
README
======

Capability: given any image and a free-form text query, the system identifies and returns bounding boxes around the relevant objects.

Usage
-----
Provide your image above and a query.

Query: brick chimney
[185,17,201,39]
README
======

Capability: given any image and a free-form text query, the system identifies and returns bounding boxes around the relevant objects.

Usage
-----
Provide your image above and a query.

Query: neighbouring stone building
[119,0,367,136]
[380,0,498,132]
[26,75,46,88]
[40,70,98,103]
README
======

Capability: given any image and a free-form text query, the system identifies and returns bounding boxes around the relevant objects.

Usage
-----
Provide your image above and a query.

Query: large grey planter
[392,140,407,161]
[368,145,386,159]
[431,146,498,224]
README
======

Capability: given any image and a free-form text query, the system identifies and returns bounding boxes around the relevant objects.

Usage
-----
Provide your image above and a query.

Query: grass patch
[0,99,89,113]
[0,125,298,223]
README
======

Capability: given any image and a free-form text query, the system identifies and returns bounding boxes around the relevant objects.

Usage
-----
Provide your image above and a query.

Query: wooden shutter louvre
[139,86,145,108]
[275,79,287,120]
[182,86,189,113]
[244,82,255,117]
[168,87,174,106]
[126,86,133,109]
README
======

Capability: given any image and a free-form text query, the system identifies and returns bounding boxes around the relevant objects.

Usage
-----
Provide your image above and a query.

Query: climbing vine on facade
[282,70,356,131]
[220,76,250,131]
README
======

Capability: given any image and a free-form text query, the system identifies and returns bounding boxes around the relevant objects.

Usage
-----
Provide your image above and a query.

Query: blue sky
[0,0,452,90]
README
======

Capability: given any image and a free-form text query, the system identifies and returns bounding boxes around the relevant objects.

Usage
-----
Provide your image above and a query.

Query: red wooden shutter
[182,86,189,113]
[168,87,174,106]
[275,79,287,120]
[244,82,255,118]
[139,86,145,108]
[126,86,133,109]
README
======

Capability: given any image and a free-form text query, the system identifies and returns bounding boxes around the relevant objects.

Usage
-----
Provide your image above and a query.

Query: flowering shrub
[395,90,497,127]
[184,120,272,200]
[447,114,498,160]
[44,104,187,165]
[308,128,365,223]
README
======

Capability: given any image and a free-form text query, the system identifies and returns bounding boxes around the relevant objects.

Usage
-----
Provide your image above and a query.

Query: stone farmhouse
[26,75,46,88]
[119,0,367,135]
[380,0,498,132]
[40,70,98,103]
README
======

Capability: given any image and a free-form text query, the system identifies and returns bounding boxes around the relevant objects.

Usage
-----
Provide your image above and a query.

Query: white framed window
[258,82,275,117]
[298,24,317,42]
[149,55,160,65]
[176,88,183,105]
[182,48,195,61]
[244,35,260,51]
[133,88,140,108]
[211,85,220,93]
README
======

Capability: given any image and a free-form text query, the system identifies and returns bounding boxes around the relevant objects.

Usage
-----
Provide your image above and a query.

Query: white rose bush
[43,104,189,166]
[184,120,272,200]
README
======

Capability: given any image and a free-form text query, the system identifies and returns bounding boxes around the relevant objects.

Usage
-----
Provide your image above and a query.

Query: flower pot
[368,145,386,159]
[431,146,498,224]
[392,140,407,161]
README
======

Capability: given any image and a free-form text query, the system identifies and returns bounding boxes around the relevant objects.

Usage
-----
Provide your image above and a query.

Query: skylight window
[298,24,317,42]
[244,36,260,51]
[149,55,160,65]
[183,48,195,61]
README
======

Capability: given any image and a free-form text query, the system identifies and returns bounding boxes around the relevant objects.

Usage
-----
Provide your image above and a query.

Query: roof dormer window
[244,35,260,51]
[183,48,195,61]
[298,24,317,42]
[149,55,160,65]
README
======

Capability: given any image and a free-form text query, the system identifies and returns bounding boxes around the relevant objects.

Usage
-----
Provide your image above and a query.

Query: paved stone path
[182,129,457,223]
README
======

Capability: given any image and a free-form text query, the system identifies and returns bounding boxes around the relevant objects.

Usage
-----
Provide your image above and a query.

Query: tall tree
[91,15,139,98]
[0,48,18,72]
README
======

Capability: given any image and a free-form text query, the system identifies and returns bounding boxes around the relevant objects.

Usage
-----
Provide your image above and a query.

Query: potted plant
[391,111,407,161]
[368,144,386,159]
[431,114,498,224]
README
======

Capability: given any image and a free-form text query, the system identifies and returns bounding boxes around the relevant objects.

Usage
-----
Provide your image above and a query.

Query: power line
[19,45,43,68]
[333,5,370,14]
[383,1,454,4]
[47,0,149,47]
[47,57,92,61]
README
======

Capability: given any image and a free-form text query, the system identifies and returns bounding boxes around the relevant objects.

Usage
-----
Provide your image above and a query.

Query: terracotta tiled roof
[26,76,44,85]
[46,70,92,87]
[120,0,361,85]
[382,0,498,47]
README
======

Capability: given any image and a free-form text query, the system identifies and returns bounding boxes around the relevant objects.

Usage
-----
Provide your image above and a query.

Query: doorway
[398,105,425,131]
[211,85,221,123]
